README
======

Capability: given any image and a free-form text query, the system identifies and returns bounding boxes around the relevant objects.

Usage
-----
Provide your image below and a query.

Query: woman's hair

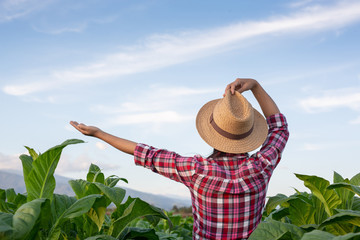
[207,148,227,159]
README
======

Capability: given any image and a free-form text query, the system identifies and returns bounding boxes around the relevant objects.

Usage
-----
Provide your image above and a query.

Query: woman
[70,78,289,239]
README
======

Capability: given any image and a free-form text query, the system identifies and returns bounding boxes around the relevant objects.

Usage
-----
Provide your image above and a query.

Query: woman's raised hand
[223,78,259,97]
[70,121,101,137]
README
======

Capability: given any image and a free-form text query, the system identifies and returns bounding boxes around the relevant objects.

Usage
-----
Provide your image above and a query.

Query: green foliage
[250,172,360,240]
[0,139,177,240]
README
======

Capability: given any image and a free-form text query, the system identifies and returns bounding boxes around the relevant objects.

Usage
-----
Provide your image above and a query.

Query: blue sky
[1,0,360,200]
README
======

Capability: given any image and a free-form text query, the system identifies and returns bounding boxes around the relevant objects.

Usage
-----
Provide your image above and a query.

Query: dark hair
[207,148,227,159]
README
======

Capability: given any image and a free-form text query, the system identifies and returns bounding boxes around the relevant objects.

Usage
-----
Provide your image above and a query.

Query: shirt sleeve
[134,143,195,187]
[257,113,289,173]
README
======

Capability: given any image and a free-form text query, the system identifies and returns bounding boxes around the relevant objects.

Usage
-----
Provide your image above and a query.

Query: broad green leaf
[296,174,341,217]
[328,183,360,197]
[12,198,47,239]
[352,197,360,211]
[288,197,316,226]
[0,212,13,238]
[248,220,305,240]
[118,227,159,240]
[25,146,39,160]
[85,235,117,240]
[265,207,290,221]
[25,139,84,201]
[110,197,170,238]
[93,182,126,207]
[51,194,77,220]
[302,230,360,240]
[301,230,335,239]
[87,164,104,184]
[350,173,360,186]
[5,189,16,203]
[48,194,102,239]
[19,154,33,182]
[69,179,89,199]
[266,194,289,215]
[62,194,102,219]
[69,179,101,199]
[105,175,128,187]
[87,196,107,231]
[319,210,360,229]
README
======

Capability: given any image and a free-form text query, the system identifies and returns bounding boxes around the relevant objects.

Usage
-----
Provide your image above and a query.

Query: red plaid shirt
[134,113,289,239]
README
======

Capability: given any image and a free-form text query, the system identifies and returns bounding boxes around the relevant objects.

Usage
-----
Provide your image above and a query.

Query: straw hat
[196,91,268,154]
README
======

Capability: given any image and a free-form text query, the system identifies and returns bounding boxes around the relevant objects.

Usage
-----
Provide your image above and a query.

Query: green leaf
[319,210,360,229]
[288,197,316,226]
[25,146,39,160]
[25,139,84,201]
[48,194,102,239]
[352,197,360,211]
[51,194,77,220]
[266,194,289,215]
[350,173,360,186]
[0,212,13,238]
[248,220,305,240]
[301,230,336,239]
[328,183,360,197]
[19,154,33,182]
[69,179,101,199]
[85,235,117,240]
[93,183,126,207]
[110,197,170,238]
[86,196,107,231]
[302,230,360,240]
[296,174,342,217]
[87,164,104,184]
[105,175,128,187]
[12,198,47,239]
[118,227,159,240]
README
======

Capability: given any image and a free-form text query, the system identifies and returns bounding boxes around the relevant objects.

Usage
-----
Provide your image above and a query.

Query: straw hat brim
[196,98,268,154]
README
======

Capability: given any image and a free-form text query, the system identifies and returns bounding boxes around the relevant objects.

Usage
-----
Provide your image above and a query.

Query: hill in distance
[0,169,191,211]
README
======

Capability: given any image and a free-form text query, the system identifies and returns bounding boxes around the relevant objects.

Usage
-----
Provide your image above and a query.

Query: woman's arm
[224,78,280,118]
[69,121,137,155]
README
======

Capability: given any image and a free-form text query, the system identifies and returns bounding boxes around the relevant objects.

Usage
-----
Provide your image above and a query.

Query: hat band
[210,113,254,140]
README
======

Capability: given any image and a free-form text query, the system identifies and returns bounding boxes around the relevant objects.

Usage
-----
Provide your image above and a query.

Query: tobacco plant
[0,139,170,240]
[249,172,360,240]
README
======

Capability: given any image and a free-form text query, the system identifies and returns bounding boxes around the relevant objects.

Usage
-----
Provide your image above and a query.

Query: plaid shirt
[134,113,289,239]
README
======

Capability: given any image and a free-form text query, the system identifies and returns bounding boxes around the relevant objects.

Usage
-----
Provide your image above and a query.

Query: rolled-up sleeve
[134,143,195,187]
[257,113,289,172]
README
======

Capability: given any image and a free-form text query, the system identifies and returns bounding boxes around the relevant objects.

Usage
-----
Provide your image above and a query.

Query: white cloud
[95,142,108,150]
[299,88,360,113]
[32,23,87,35]
[3,0,360,96]
[349,116,360,125]
[0,0,52,22]
[56,153,120,174]
[91,85,217,114]
[108,111,193,126]
[0,152,22,170]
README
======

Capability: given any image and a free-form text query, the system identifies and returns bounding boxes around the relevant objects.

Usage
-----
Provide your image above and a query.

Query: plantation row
[1,139,360,239]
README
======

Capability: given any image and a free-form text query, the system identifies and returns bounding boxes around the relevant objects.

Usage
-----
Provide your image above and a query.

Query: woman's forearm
[94,130,137,155]
[251,81,280,118]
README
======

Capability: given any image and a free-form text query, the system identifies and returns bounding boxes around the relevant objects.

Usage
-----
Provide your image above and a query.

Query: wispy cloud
[91,85,217,114]
[4,0,360,96]
[0,0,52,22]
[299,87,360,113]
[108,111,193,126]
[32,23,87,34]
[90,85,216,126]
[0,152,22,170]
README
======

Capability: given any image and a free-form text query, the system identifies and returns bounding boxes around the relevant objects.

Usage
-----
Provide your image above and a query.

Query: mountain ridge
[0,169,191,211]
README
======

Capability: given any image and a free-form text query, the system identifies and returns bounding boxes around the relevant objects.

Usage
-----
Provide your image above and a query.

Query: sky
[1,0,360,201]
